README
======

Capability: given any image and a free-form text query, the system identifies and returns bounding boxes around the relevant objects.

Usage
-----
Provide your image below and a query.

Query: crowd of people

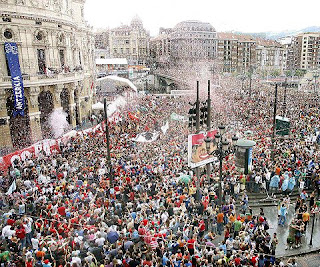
[0,75,319,267]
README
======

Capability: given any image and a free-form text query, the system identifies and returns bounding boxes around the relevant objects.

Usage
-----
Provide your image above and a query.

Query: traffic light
[200,105,208,126]
[188,107,196,128]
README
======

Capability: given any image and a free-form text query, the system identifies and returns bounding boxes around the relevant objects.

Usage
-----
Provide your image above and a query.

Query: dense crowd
[0,75,319,267]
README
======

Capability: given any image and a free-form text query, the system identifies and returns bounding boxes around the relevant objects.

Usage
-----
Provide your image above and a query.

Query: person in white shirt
[2,225,15,239]
[95,234,105,247]
[31,236,39,250]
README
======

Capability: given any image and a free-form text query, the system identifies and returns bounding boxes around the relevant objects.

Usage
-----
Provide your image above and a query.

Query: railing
[0,72,84,84]
[1,74,30,82]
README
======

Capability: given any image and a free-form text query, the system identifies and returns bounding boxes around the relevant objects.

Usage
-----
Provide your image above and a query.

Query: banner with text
[4,42,25,117]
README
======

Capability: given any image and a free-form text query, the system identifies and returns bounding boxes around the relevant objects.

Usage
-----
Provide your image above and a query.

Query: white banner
[132,132,160,143]
[161,121,169,135]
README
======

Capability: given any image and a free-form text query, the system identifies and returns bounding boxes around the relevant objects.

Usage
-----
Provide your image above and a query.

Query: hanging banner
[188,130,218,168]
[4,42,25,117]
[170,112,187,122]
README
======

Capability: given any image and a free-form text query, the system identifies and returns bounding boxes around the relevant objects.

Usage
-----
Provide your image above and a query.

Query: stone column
[53,84,63,110]
[28,86,42,142]
[0,90,12,149]
[68,83,76,127]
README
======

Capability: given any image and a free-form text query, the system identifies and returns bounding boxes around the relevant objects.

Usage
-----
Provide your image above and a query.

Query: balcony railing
[2,74,30,82]
[1,71,83,84]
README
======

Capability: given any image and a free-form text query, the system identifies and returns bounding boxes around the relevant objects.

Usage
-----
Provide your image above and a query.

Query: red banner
[0,139,60,173]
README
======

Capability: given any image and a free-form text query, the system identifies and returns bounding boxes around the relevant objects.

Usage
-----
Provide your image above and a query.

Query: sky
[84,0,320,36]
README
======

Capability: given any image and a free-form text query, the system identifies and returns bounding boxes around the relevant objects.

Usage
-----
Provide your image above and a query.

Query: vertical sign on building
[4,42,25,117]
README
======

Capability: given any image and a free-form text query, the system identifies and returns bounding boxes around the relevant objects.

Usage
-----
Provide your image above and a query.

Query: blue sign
[4,42,25,117]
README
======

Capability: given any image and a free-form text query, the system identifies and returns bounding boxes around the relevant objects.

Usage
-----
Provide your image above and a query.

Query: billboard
[188,130,218,168]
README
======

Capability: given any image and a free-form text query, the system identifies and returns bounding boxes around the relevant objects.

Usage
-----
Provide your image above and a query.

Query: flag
[161,121,169,135]
[132,132,159,143]
[128,112,139,122]
[6,179,16,195]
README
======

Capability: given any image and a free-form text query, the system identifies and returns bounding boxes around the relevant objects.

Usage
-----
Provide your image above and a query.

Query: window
[35,21,42,25]
[59,49,65,67]
[36,32,43,41]
[125,40,129,44]
[2,17,11,22]
[4,29,13,39]
[37,49,46,74]
[78,51,82,66]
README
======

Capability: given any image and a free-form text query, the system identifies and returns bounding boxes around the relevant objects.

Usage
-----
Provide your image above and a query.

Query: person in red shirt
[187,236,196,256]
[15,225,26,248]
[234,255,241,266]
[57,205,66,216]
[198,220,205,238]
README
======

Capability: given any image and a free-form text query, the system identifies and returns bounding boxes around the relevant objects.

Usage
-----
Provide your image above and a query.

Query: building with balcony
[169,20,217,63]
[291,33,320,70]
[255,38,286,74]
[109,16,150,69]
[0,0,95,150]
[217,33,256,73]
[149,28,172,69]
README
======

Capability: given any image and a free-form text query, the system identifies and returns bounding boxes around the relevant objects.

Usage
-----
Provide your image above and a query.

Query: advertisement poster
[188,130,218,168]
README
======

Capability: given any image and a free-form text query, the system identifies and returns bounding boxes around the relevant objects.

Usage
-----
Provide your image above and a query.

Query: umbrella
[124,241,134,250]
[179,174,191,184]
[107,231,119,244]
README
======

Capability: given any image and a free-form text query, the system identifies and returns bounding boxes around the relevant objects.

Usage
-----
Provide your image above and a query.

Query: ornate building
[0,0,95,150]
[109,16,150,68]
[169,20,217,63]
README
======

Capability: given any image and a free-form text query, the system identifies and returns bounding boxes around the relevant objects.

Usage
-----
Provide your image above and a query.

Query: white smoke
[48,109,70,138]
[107,96,126,118]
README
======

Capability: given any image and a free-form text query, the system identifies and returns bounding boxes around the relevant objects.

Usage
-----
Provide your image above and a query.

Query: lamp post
[271,83,278,162]
[283,77,288,116]
[205,126,238,206]
[309,210,316,246]
[104,98,113,183]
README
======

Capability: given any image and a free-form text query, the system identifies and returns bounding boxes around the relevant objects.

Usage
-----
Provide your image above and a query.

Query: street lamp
[207,126,238,207]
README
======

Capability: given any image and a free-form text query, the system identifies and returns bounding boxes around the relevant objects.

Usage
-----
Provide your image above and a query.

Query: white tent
[92,102,104,110]
[97,76,138,92]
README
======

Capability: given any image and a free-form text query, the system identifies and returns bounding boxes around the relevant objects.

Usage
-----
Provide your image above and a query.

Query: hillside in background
[234,26,320,40]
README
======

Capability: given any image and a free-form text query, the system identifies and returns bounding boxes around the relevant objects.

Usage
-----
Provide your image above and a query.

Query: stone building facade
[169,20,217,63]
[0,0,95,150]
[109,16,150,68]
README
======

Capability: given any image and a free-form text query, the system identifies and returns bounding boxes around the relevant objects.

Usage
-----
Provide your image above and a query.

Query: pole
[309,212,315,246]
[104,98,113,183]
[219,144,223,206]
[206,80,211,181]
[283,78,287,115]
[271,84,278,162]
[249,68,252,98]
[195,81,201,201]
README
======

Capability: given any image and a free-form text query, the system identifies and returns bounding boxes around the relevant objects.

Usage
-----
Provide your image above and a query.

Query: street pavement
[260,203,320,257]
[296,253,320,267]
[212,201,320,258]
